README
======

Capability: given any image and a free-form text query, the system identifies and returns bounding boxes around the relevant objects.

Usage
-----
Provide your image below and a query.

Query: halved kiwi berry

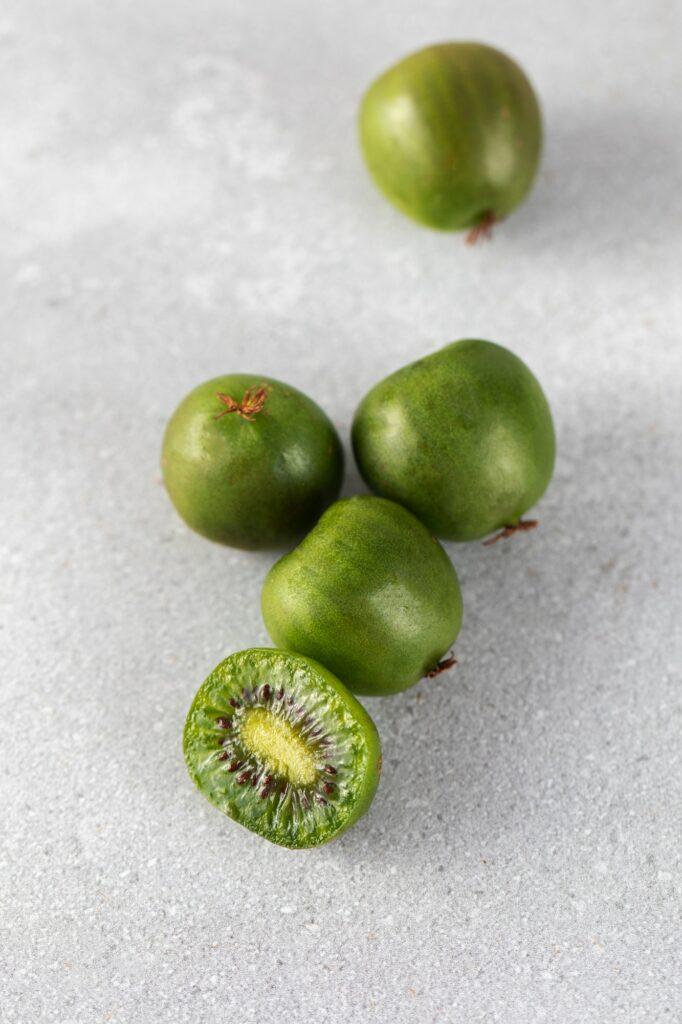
[183,648,382,849]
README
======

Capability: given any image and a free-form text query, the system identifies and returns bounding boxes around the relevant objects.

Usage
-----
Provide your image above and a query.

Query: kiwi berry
[352,340,555,542]
[183,648,381,849]
[161,374,343,550]
[262,496,462,696]
[359,42,542,234]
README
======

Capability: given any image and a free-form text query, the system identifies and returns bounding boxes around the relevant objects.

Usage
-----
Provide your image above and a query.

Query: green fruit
[183,648,381,849]
[359,42,542,232]
[261,496,462,696]
[352,340,555,542]
[161,375,343,550]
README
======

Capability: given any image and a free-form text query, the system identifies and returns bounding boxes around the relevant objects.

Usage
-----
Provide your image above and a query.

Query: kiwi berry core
[240,707,317,787]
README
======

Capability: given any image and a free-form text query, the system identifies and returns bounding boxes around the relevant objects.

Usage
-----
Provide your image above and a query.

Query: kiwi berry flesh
[183,648,382,849]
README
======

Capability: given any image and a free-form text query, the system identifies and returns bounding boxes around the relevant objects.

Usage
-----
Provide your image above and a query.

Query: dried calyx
[214,385,269,422]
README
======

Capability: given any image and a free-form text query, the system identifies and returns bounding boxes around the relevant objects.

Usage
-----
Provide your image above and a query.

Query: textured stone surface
[1,1,681,1021]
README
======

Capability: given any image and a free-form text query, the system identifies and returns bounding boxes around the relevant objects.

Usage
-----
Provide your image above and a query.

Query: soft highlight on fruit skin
[261,496,463,696]
[352,340,556,542]
[359,42,542,231]
[183,648,381,849]
[161,374,343,550]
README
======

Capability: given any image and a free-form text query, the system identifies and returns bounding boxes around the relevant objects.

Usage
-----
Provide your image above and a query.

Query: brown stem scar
[465,210,498,245]
[426,653,458,679]
[214,385,269,422]
[482,519,539,547]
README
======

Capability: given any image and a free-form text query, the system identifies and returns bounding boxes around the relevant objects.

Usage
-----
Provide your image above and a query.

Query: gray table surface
[2,1,681,1021]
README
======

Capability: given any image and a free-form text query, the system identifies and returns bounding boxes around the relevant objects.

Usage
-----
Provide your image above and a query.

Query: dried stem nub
[426,652,458,679]
[483,519,539,547]
[465,210,498,245]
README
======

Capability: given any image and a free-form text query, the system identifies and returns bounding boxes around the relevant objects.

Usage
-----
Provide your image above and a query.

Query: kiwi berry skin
[161,375,343,550]
[352,340,556,542]
[359,42,542,231]
[183,648,381,849]
[261,496,463,697]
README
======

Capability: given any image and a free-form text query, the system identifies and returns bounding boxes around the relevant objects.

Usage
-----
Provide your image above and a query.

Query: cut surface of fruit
[183,649,381,849]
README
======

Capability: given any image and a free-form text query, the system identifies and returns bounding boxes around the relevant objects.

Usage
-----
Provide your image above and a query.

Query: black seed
[217,752,228,761]
[323,764,337,775]
[323,782,335,795]
[262,775,273,786]
[236,771,251,784]
[216,717,231,729]
[288,695,295,705]
[260,787,271,799]
[228,760,243,773]
[251,776,258,788]
[261,684,271,701]
[229,699,241,708]
[277,688,284,700]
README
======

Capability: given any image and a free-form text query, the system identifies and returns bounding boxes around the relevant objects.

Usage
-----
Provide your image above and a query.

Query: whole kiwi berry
[161,374,343,550]
[261,496,463,696]
[352,339,555,543]
[183,648,381,848]
[359,42,542,235]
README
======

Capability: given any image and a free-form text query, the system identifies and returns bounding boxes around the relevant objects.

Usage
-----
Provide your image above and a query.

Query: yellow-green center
[240,707,317,787]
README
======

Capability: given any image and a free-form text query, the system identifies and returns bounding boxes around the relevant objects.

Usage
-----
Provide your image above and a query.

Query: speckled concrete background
[2,1,681,1021]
